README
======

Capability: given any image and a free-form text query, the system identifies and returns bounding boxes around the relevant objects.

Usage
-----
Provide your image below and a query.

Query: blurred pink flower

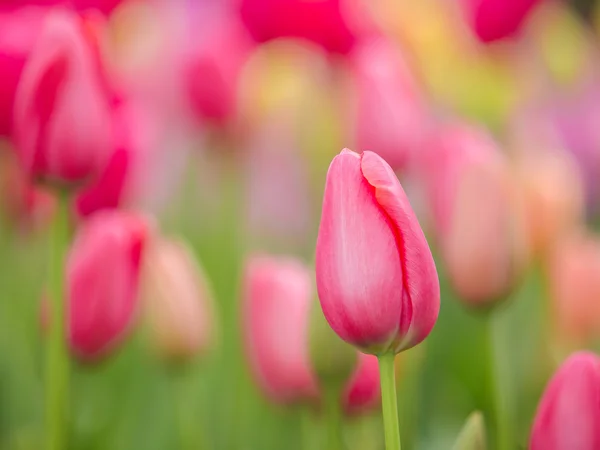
[141,236,215,363]
[185,16,253,129]
[0,0,127,14]
[419,123,529,307]
[0,6,46,136]
[343,353,380,414]
[243,254,380,413]
[12,9,116,186]
[461,0,543,43]
[549,232,600,347]
[239,0,359,54]
[530,351,600,450]
[348,37,432,171]
[68,210,147,360]
[315,149,439,354]
[244,255,318,404]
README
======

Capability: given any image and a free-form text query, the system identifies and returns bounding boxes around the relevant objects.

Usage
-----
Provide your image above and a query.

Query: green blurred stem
[45,192,70,450]
[301,407,315,450]
[484,312,511,450]
[379,352,401,450]
[172,368,199,450]
[325,387,343,450]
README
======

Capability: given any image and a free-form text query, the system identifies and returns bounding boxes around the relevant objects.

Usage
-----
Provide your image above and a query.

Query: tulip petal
[316,149,403,351]
[360,150,439,352]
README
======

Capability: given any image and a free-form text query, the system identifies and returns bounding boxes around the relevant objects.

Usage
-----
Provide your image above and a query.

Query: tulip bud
[548,232,600,347]
[244,255,318,404]
[461,0,543,43]
[420,124,529,307]
[516,149,584,258]
[452,411,487,450]
[343,353,380,415]
[0,6,46,137]
[239,0,358,55]
[309,302,358,388]
[68,210,147,360]
[348,38,431,171]
[530,351,600,450]
[315,148,439,355]
[140,236,215,363]
[185,17,252,130]
[12,9,116,187]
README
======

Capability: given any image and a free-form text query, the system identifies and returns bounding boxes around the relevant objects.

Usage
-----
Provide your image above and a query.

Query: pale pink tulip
[12,9,116,186]
[348,37,431,171]
[530,351,600,450]
[68,210,147,360]
[419,124,529,307]
[549,232,600,347]
[244,255,318,404]
[315,148,439,354]
[141,236,215,362]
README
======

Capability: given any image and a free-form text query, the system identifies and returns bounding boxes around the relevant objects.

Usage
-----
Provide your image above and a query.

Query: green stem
[324,387,343,450]
[45,192,70,450]
[172,368,199,450]
[484,312,511,450]
[301,407,315,450]
[379,352,401,450]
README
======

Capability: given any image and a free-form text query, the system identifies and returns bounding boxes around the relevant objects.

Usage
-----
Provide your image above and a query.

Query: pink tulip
[419,124,529,307]
[461,0,543,43]
[348,37,431,171]
[244,255,380,413]
[185,16,252,129]
[12,9,116,186]
[0,1,126,15]
[343,353,380,414]
[244,255,318,404]
[239,0,358,55]
[549,232,600,347]
[530,351,600,450]
[141,236,215,362]
[0,6,46,136]
[68,210,147,360]
[315,148,439,354]
[74,98,135,217]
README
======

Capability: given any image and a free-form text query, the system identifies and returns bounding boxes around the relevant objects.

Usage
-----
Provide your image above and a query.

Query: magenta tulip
[239,0,358,55]
[530,352,600,450]
[12,9,116,186]
[461,0,542,43]
[67,210,147,360]
[343,353,380,414]
[244,255,318,404]
[0,6,46,136]
[348,38,431,171]
[315,148,439,355]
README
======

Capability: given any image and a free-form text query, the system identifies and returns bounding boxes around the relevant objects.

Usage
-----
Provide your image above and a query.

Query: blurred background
[1,0,600,448]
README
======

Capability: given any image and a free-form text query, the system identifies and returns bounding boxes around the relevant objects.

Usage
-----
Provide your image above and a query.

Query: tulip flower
[419,124,529,307]
[244,255,318,404]
[348,38,432,171]
[315,148,439,355]
[516,149,584,258]
[185,17,252,129]
[530,351,600,450]
[68,210,147,360]
[548,232,600,347]
[12,9,116,186]
[0,6,46,137]
[140,236,215,363]
[461,0,543,43]
[239,0,358,55]
[243,255,380,413]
